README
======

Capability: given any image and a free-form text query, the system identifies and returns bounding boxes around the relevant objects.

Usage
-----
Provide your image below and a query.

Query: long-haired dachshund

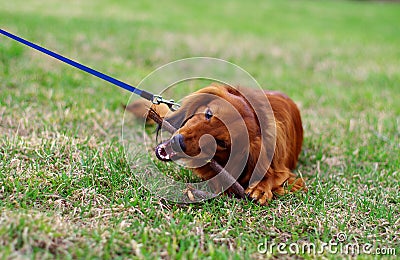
[126,84,306,205]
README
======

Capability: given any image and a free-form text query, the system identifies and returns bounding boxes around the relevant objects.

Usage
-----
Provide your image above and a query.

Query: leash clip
[152,95,180,111]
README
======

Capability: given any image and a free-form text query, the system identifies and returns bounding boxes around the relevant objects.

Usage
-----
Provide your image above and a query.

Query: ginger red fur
[128,84,306,205]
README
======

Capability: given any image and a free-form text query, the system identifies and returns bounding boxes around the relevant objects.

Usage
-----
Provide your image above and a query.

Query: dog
[126,84,306,205]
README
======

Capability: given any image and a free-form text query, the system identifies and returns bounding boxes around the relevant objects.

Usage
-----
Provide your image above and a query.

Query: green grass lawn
[1,0,399,258]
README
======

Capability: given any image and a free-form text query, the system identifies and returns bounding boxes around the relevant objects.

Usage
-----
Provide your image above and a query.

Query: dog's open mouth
[155,141,176,161]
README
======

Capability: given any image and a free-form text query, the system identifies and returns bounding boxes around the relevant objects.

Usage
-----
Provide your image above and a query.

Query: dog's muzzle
[155,134,186,161]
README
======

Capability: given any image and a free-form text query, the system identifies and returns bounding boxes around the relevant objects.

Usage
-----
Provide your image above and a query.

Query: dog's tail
[124,99,170,125]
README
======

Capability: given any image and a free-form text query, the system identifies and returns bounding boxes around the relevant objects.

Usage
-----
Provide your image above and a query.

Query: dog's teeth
[157,147,169,160]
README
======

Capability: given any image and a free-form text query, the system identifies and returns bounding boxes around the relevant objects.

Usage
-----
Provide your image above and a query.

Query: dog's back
[265,91,303,170]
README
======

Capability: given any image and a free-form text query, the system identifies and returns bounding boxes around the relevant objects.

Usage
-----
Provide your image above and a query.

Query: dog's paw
[245,182,273,206]
[288,177,307,192]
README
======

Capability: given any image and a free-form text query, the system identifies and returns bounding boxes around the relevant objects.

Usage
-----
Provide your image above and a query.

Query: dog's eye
[205,108,213,120]
[216,139,227,149]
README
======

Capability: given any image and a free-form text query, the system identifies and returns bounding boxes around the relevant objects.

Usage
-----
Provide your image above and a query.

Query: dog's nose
[171,134,186,152]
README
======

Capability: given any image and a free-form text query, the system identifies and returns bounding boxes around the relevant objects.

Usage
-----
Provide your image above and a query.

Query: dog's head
[155,84,273,182]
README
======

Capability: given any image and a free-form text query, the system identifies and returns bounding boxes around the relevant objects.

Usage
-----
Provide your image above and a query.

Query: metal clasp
[152,95,180,111]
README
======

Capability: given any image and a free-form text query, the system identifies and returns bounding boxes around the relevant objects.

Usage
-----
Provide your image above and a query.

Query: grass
[1,0,399,258]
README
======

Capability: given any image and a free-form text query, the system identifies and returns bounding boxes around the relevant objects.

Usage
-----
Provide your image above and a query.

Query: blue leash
[0,29,180,111]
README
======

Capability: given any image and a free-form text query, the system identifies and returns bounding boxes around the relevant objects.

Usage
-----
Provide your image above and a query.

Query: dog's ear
[231,87,278,187]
